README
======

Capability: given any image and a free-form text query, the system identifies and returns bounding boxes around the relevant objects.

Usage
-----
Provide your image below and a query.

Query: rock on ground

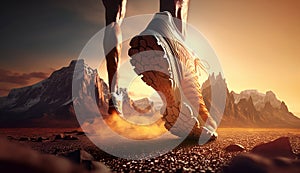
[0,138,110,173]
[223,153,300,173]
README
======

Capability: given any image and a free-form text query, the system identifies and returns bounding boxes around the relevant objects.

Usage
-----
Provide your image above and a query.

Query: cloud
[0,69,49,85]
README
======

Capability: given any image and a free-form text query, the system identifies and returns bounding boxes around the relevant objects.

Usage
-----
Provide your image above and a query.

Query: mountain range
[202,73,300,128]
[0,60,299,128]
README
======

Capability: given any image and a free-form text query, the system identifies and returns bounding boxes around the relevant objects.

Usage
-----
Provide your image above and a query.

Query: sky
[0,0,299,116]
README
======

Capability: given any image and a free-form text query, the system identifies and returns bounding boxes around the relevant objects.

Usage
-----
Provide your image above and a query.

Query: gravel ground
[1,128,300,173]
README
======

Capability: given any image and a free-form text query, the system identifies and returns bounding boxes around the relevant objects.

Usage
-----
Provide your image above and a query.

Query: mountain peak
[266,90,276,98]
[202,72,227,90]
[69,59,84,67]
[264,90,281,109]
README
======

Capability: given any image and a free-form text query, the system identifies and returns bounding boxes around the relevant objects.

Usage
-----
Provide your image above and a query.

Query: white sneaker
[128,11,217,140]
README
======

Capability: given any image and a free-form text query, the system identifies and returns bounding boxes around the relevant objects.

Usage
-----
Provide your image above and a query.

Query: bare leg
[102,0,127,114]
[158,1,217,137]
[160,0,190,37]
[102,0,127,93]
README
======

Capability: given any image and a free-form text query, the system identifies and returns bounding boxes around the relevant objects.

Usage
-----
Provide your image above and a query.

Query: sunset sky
[0,0,299,116]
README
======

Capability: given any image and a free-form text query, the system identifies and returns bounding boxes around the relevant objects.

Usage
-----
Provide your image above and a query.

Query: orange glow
[103,112,167,140]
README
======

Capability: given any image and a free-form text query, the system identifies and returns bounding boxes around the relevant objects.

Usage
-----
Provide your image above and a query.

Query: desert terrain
[1,128,299,172]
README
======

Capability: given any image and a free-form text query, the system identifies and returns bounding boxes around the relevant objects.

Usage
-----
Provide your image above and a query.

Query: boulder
[223,153,300,173]
[250,137,296,159]
[0,138,109,173]
[61,149,110,172]
[54,133,65,140]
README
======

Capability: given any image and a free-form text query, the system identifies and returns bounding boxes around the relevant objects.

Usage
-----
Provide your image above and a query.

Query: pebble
[224,144,245,152]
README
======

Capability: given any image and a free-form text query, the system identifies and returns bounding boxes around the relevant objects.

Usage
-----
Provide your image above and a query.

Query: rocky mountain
[201,73,300,128]
[0,60,109,127]
[232,90,282,111]
[118,88,155,116]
